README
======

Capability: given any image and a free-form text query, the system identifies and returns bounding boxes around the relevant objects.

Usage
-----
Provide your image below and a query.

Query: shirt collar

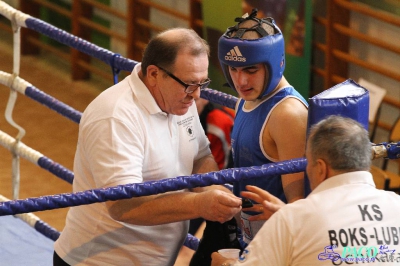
[129,63,167,116]
[310,171,375,196]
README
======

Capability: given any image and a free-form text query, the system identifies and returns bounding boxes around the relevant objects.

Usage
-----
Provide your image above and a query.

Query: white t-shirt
[236,171,400,266]
[54,63,211,266]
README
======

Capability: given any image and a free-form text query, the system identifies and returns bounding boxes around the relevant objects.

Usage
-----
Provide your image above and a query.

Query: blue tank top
[231,87,308,203]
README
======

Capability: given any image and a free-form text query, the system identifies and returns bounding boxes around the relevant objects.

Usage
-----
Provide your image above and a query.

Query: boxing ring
[0,1,399,265]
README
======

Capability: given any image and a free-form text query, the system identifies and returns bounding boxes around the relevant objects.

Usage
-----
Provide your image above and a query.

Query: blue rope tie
[111,53,121,84]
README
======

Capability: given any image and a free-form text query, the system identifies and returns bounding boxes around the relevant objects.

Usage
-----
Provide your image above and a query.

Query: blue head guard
[218,9,285,98]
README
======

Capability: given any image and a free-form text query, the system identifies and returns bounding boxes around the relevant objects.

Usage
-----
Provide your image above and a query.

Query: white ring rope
[6,12,24,199]
[11,148,20,199]
[4,6,25,201]
[11,12,21,74]
[0,70,30,94]
[4,85,25,140]
[0,1,30,28]
[0,130,43,165]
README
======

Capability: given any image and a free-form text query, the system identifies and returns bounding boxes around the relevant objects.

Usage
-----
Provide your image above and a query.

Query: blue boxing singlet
[231,86,308,243]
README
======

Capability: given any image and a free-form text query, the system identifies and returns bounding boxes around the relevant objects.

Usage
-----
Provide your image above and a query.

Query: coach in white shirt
[54,28,242,266]
[212,115,400,266]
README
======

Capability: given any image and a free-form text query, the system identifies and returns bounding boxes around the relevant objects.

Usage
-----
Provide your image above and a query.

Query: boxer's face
[228,63,267,101]
[154,52,209,116]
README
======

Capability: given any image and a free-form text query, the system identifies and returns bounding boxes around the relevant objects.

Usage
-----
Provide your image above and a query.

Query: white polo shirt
[236,171,400,265]
[54,63,211,266]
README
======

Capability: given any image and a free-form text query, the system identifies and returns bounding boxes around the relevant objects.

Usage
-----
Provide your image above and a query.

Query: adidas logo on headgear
[225,46,246,62]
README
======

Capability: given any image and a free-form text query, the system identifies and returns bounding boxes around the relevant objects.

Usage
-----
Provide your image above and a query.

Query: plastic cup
[218,248,240,259]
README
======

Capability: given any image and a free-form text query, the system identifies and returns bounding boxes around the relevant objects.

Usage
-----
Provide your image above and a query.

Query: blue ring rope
[0,158,307,216]
[34,219,60,241]
[25,85,82,124]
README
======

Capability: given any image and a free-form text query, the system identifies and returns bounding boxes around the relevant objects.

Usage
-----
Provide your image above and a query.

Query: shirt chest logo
[186,126,194,137]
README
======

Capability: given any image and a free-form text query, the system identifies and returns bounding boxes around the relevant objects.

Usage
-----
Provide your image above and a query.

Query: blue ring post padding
[305,79,369,197]
[25,86,82,124]
[200,88,238,110]
[0,158,306,216]
[34,220,60,241]
[307,79,370,132]
[24,17,137,72]
[37,157,74,184]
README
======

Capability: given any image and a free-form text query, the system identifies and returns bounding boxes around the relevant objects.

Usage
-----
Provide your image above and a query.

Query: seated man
[212,115,400,265]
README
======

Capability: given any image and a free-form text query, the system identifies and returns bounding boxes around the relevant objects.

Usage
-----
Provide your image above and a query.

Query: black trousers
[53,251,70,266]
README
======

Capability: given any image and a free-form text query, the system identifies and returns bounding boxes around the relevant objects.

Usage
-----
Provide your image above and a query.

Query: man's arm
[106,188,241,225]
[266,98,308,202]
[106,154,241,225]
[192,153,219,174]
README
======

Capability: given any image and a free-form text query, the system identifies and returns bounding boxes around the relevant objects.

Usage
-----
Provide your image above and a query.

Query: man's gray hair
[308,115,371,171]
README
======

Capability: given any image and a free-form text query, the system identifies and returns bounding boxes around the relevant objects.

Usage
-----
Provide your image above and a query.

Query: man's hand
[194,189,242,223]
[240,185,286,221]
[211,252,237,266]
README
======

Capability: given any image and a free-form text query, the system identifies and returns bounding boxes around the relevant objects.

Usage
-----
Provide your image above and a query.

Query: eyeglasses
[157,65,211,94]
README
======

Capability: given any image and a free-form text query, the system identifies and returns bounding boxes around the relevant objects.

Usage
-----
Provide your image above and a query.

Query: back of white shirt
[238,172,400,266]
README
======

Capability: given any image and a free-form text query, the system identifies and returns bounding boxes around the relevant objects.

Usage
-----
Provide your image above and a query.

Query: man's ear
[315,158,328,184]
[146,65,159,87]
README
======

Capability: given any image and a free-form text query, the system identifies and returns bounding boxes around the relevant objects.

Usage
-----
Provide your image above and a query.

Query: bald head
[141,28,210,75]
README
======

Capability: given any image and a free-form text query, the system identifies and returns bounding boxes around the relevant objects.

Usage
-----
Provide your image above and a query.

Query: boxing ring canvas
[0,215,53,265]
